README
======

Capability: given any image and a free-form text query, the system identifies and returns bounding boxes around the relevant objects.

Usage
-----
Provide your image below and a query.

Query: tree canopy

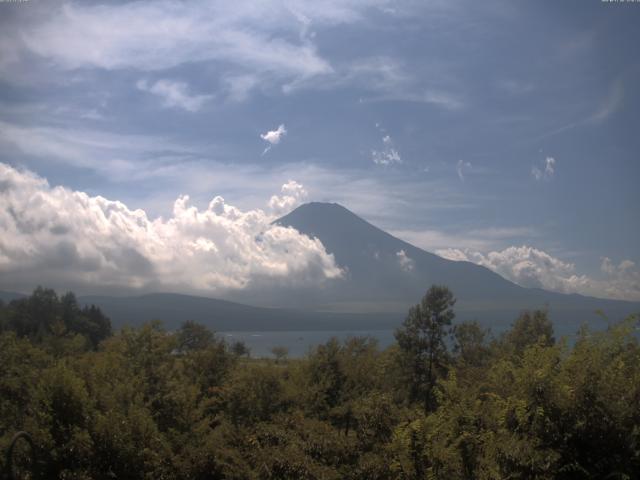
[1,286,638,479]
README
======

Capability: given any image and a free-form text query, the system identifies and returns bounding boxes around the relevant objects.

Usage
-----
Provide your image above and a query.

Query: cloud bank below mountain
[437,246,640,301]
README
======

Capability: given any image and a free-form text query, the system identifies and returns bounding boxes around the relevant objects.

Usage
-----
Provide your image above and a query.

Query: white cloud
[0,1,466,104]
[436,246,640,301]
[396,249,414,272]
[456,160,471,182]
[268,180,308,215]
[136,79,213,112]
[13,2,333,77]
[372,134,402,165]
[0,163,341,295]
[435,248,470,262]
[261,124,287,145]
[260,124,287,155]
[437,246,580,291]
[598,257,640,300]
[532,156,555,181]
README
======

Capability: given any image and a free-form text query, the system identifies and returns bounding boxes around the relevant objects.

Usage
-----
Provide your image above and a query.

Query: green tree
[8,286,60,339]
[80,304,112,347]
[395,285,456,411]
[304,338,346,418]
[3,289,111,349]
[177,320,215,352]
[271,345,289,363]
[222,364,285,426]
[452,320,490,367]
[504,309,554,354]
[231,340,250,357]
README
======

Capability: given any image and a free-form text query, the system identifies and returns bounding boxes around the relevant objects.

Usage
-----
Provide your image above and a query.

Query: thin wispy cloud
[0,120,200,180]
[589,79,624,124]
[331,56,464,110]
[136,79,213,112]
[456,160,471,182]
[532,156,555,181]
[535,78,626,141]
[223,74,260,102]
[391,225,539,253]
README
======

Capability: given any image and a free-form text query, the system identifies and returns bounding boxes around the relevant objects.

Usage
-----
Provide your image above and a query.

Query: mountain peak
[276,202,384,243]
[284,202,355,218]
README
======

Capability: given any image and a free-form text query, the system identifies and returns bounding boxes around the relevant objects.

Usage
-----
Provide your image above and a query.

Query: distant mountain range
[76,293,397,332]
[2,202,638,336]
[0,289,397,332]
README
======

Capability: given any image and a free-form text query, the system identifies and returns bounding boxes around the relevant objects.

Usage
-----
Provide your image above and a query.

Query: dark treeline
[0,286,639,479]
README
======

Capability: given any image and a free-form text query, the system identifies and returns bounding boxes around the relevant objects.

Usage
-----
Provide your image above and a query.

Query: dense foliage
[1,286,639,479]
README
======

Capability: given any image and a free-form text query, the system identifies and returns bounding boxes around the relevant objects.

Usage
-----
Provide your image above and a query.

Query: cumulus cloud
[372,135,402,165]
[599,257,640,300]
[437,246,581,291]
[0,163,341,295]
[261,124,287,145]
[396,249,414,272]
[456,160,471,182]
[436,245,640,301]
[435,248,469,262]
[260,124,287,155]
[136,79,213,112]
[268,180,308,215]
[532,156,555,181]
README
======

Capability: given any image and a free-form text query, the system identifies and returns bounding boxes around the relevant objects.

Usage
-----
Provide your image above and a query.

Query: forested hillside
[1,287,639,479]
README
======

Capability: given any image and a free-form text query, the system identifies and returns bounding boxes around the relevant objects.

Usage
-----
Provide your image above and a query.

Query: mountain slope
[268,202,639,333]
[276,202,524,301]
[0,290,27,303]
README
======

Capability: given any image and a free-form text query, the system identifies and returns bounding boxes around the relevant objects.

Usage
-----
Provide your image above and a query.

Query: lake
[219,329,397,358]
[219,320,621,358]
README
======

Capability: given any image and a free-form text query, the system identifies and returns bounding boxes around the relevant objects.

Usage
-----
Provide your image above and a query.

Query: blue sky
[0,0,639,300]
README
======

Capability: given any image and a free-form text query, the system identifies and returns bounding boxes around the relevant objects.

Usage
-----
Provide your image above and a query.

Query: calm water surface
[219,330,396,358]
[219,322,615,358]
